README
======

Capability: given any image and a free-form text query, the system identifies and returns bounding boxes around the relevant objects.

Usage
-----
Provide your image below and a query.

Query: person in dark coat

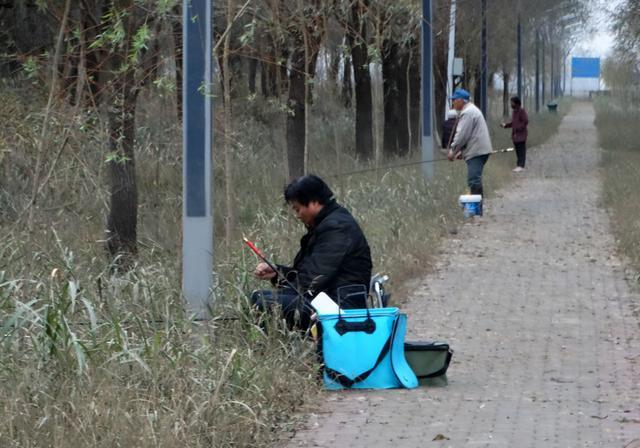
[501,96,529,172]
[441,109,459,150]
[251,175,372,330]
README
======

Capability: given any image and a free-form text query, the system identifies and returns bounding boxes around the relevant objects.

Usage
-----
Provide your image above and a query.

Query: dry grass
[0,81,567,446]
[594,97,640,282]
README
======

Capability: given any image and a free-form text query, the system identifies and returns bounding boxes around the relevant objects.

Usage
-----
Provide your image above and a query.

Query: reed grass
[594,97,640,282]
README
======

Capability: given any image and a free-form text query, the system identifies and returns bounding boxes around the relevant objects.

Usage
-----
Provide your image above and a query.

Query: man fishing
[447,88,493,216]
[250,175,372,330]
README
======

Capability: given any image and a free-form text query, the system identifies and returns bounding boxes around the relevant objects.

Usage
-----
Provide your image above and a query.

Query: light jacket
[450,102,493,161]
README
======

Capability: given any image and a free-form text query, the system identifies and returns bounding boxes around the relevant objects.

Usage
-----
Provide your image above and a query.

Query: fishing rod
[243,237,315,313]
[331,147,514,178]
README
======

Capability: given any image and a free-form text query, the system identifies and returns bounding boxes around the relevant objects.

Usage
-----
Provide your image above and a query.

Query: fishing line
[327,147,514,179]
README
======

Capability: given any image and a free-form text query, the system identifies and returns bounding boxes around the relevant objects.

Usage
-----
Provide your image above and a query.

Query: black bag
[404,341,453,386]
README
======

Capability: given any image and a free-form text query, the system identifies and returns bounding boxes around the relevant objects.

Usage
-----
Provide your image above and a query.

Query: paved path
[288,102,640,447]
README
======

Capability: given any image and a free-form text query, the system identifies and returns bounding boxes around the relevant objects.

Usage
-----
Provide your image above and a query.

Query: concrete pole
[480,0,488,117]
[549,42,556,101]
[541,36,546,106]
[561,55,567,96]
[535,31,540,113]
[182,0,214,319]
[445,0,457,119]
[421,0,434,178]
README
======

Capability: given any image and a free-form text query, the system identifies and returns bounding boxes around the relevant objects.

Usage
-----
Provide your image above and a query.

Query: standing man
[251,175,372,330]
[501,96,529,172]
[448,88,493,215]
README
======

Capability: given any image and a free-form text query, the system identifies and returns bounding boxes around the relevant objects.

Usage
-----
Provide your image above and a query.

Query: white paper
[310,292,342,316]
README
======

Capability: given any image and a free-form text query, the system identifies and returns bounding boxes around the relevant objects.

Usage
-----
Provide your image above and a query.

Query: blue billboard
[572,57,600,78]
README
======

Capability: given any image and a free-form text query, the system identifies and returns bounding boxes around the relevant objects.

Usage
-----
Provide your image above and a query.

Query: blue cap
[449,88,470,100]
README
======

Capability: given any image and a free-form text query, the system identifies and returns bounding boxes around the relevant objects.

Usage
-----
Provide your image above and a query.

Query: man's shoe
[512,166,525,173]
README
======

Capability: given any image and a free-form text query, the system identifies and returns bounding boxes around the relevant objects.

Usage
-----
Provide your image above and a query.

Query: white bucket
[458,194,482,217]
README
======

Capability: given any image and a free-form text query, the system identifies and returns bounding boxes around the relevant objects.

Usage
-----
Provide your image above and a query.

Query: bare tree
[285,0,324,178]
[346,0,373,161]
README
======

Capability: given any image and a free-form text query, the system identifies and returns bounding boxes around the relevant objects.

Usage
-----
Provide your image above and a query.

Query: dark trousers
[466,154,490,196]
[251,288,312,330]
[250,286,369,331]
[514,141,526,168]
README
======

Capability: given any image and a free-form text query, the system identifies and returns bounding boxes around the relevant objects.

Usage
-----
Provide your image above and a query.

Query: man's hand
[254,262,276,280]
[448,149,462,161]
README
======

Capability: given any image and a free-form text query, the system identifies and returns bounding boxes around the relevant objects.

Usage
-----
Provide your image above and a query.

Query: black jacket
[441,117,458,149]
[278,200,372,302]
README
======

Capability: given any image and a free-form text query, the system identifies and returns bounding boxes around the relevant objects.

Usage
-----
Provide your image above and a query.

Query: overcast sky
[574,0,621,57]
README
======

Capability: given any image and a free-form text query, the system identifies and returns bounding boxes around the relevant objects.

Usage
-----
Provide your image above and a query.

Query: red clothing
[504,106,528,143]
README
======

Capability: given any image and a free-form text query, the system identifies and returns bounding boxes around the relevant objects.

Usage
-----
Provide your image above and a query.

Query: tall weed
[594,97,640,281]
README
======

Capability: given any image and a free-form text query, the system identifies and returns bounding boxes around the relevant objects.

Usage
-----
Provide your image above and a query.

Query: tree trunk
[106,89,138,262]
[27,0,71,233]
[74,6,87,108]
[502,71,510,117]
[342,47,353,108]
[83,0,110,107]
[347,0,373,160]
[328,42,340,87]
[260,59,277,97]
[105,0,139,264]
[261,41,280,98]
[473,66,482,105]
[248,56,258,94]
[223,0,235,248]
[171,4,183,119]
[397,48,409,154]
[286,0,322,179]
[279,47,290,96]
[286,40,306,179]
[382,40,410,158]
[408,41,421,152]
[260,59,268,96]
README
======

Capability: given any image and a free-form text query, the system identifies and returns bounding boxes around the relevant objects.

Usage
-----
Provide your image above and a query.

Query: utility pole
[183,0,214,319]
[517,14,522,99]
[445,0,457,119]
[422,0,434,178]
[480,0,487,117]
[562,54,567,96]
[535,30,540,113]
[550,43,555,100]
[541,35,546,106]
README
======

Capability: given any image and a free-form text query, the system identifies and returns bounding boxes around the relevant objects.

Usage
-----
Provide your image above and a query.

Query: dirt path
[287,102,640,447]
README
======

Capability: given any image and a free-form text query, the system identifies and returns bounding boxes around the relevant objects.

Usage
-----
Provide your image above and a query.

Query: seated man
[251,175,372,330]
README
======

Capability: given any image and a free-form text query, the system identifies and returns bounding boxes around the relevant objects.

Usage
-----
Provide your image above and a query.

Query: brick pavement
[287,102,640,447]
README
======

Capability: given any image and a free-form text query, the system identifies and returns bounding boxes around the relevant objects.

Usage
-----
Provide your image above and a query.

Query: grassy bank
[594,97,640,282]
[0,83,567,446]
